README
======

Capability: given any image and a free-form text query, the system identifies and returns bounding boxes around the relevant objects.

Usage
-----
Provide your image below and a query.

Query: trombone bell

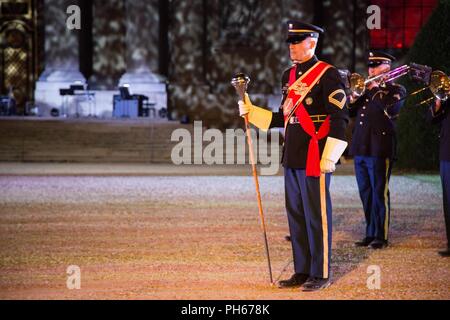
[429,70,450,101]
[350,73,366,97]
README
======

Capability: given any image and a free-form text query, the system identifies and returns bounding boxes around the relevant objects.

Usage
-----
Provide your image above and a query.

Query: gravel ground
[0,174,448,299]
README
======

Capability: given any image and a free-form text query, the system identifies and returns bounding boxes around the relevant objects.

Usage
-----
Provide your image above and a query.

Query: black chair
[119,86,132,100]
[143,100,156,118]
[132,94,149,117]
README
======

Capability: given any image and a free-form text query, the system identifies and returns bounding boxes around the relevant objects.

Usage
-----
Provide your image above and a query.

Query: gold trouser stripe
[320,173,329,279]
[384,159,390,240]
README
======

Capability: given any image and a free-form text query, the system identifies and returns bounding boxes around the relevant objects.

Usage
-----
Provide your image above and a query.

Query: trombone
[383,70,450,108]
[349,65,411,97]
[349,63,450,105]
[413,70,450,106]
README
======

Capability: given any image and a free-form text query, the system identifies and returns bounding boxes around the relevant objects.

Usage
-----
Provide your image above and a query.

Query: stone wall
[43,0,80,70]
[91,0,127,90]
[166,0,369,129]
[37,0,370,126]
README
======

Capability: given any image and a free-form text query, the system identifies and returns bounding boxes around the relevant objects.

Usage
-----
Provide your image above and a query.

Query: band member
[349,51,406,249]
[238,20,348,291]
[428,98,450,257]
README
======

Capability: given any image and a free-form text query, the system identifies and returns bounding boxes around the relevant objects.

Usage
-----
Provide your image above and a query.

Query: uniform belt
[289,114,327,124]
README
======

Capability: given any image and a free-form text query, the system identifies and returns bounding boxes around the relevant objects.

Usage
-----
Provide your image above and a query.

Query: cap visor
[286,35,309,43]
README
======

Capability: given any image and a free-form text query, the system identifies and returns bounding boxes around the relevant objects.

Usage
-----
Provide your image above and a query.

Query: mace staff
[231,73,273,286]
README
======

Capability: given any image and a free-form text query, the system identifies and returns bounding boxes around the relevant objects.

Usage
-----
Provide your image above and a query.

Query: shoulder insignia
[328,89,346,109]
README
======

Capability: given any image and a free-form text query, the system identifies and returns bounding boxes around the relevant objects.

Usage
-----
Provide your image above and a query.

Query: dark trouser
[284,168,332,279]
[440,161,450,248]
[354,156,392,241]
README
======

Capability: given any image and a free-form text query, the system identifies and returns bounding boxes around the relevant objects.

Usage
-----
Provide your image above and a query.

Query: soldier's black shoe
[368,239,388,249]
[285,235,291,242]
[354,237,375,247]
[301,277,331,292]
[278,273,309,288]
[438,248,450,257]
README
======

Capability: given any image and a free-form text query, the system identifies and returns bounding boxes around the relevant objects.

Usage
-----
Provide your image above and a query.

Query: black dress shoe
[354,237,374,247]
[301,277,331,292]
[285,235,291,242]
[278,273,309,288]
[438,248,450,257]
[368,238,388,249]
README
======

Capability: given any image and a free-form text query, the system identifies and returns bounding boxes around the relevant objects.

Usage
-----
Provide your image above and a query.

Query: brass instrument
[385,70,450,108]
[349,62,449,106]
[350,65,411,97]
[415,70,450,106]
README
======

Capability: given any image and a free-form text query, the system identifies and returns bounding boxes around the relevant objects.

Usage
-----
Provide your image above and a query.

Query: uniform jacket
[429,99,450,162]
[269,56,349,169]
[348,82,406,159]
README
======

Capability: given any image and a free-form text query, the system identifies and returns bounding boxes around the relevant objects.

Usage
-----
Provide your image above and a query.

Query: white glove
[320,137,348,174]
[238,93,253,117]
[320,158,336,173]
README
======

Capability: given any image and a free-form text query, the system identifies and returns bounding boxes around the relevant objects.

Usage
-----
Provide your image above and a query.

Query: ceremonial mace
[231,73,273,285]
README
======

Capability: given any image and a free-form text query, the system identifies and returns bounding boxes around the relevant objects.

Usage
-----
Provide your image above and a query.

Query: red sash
[283,61,331,177]
[297,105,330,177]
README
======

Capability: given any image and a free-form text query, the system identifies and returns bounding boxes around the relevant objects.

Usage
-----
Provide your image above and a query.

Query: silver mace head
[231,73,251,100]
